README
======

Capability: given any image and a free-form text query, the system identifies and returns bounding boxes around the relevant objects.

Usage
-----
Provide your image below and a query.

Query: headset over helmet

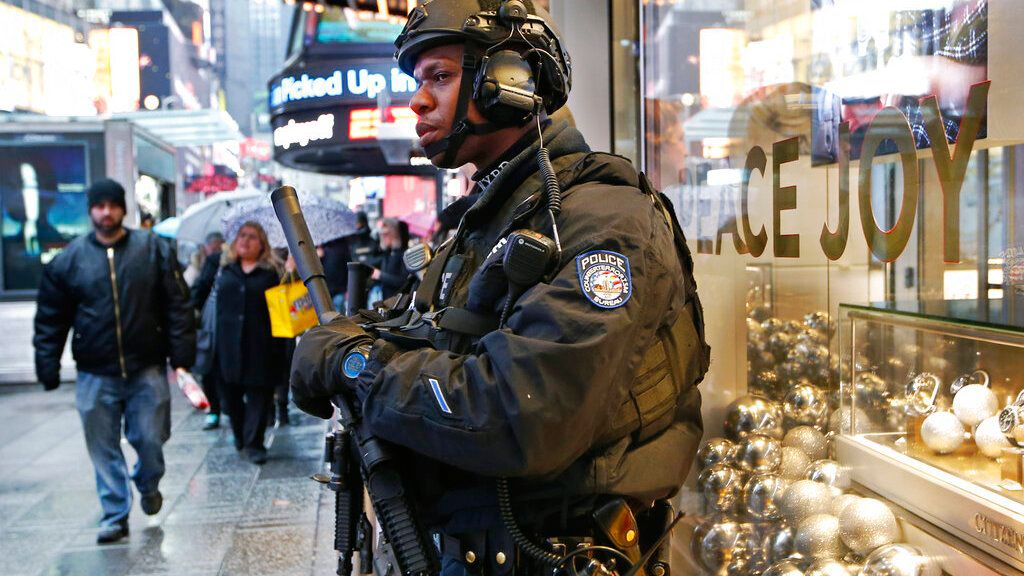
[395,0,572,165]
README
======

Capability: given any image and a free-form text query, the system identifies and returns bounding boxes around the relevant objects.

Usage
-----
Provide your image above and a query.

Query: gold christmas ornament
[697,463,743,515]
[805,459,851,492]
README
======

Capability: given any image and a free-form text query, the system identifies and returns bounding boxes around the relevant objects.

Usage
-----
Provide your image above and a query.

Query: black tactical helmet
[394,0,572,117]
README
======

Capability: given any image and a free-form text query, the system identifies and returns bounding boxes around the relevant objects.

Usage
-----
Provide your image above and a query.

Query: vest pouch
[586,422,702,504]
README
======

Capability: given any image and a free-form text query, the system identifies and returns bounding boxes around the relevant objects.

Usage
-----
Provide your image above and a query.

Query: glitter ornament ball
[795,513,844,560]
[805,559,851,576]
[838,497,900,556]
[725,395,784,441]
[698,463,743,515]
[780,480,833,525]
[784,385,830,429]
[951,384,998,428]
[859,544,939,576]
[762,560,805,576]
[784,426,830,461]
[697,437,735,469]
[831,494,862,517]
[735,434,783,474]
[743,473,788,521]
[974,415,1012,458]
[805,459,851,492]
[920,411,965,454]
[779,446,812,481]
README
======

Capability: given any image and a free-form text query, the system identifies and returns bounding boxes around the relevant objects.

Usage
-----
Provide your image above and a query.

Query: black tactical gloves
[290,316,374,419]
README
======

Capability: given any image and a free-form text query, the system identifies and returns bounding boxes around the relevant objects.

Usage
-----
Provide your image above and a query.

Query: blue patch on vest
[576,250,632,309]
[426,377,453,414]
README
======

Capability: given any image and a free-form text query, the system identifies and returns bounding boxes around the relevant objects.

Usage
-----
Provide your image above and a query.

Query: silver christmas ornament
[795,513,844,560]
[762,523,797,564]
[831,494,861,518]
[805,559,851,576]
[780,446,813,482]
[735,434,783,474]
[838,497,899,556]
[859,544,939,576]
[951,384,998,428]
[780,480,833,525]
[784,385,830,429]
[691,518,757,574]
[698,437,735,469]
[975,415,1012,458]
[803,311,831,333]
[920,411,965,454]
[805,459,851,492]
[698,463,743,515]
[743,473,788,521]
[725,395,784,441]
[784,426,830,461]
[750,305,772,323]
[762,559,805,576]
[770,332,797,360]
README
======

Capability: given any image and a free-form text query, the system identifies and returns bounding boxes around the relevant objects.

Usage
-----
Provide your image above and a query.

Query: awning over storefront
[111,110,242,147]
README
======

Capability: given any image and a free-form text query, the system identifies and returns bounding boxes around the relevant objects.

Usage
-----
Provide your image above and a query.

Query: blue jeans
[75,365,171,526]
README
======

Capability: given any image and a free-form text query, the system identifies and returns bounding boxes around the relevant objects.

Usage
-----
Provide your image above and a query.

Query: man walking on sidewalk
[33,179,196,544]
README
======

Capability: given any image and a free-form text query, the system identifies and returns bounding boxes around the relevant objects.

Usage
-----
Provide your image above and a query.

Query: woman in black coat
[213,222,285,464]
[370,218,411,300]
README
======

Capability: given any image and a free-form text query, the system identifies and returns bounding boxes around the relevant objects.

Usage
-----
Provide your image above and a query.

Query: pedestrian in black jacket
[190,233,225,430]
[33,178,196,545]
[370,217,410,300]
[321,211,378,311]
[212,222,287,464]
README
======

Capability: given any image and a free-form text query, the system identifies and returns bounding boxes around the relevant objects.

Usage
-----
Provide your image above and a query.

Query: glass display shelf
[838,299,1024,572]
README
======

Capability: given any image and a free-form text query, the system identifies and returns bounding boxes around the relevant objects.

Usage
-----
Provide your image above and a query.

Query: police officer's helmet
[395,0,572,126]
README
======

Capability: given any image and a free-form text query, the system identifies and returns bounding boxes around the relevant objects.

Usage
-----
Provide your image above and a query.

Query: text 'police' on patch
[576,250,632,309]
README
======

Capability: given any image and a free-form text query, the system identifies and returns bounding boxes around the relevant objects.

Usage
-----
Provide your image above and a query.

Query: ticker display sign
[268,61,416,113]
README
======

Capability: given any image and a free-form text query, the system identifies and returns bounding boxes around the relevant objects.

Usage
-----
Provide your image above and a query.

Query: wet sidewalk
[0,382,341,576]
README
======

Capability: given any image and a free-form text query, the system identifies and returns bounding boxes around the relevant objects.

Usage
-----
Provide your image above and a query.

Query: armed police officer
[290,1,709,574]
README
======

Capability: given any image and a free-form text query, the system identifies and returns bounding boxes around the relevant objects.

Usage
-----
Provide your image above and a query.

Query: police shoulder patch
[576,250,632,309]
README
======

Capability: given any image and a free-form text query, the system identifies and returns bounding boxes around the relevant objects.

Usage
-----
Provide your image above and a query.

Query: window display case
[837,298,1024,573]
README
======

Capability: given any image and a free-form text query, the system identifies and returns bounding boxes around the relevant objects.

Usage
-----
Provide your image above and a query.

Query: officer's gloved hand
[353,339,402,404]
[291,316,373,419]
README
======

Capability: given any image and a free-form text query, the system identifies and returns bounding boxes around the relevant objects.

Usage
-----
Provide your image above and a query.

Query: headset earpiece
[473,50,542,125]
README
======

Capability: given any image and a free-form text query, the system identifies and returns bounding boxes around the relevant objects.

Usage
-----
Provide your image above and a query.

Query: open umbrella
[153,216,180,239]
[402,211,437,239]
[176,190,263,244]
[221,190,358,248]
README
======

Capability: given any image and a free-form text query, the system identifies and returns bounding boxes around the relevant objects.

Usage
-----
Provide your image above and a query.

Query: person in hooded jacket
[289,2,710,574]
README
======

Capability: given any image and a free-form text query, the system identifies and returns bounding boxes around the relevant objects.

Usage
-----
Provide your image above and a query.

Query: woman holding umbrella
[211,222,286,464]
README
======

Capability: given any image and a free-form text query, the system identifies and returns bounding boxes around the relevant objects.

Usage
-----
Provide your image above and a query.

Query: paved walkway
[0,382,340,576]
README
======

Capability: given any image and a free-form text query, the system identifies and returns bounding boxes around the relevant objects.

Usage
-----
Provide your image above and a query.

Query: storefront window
[638,0,1024,573]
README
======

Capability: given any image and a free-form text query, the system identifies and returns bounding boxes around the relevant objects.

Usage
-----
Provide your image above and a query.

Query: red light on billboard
[348,107,416,140]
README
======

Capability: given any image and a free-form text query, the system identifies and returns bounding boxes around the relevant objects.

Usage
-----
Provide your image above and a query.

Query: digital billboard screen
[0,144,91,291]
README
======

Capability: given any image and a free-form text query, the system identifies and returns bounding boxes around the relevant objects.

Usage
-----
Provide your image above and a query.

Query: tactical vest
[369,153,710,463]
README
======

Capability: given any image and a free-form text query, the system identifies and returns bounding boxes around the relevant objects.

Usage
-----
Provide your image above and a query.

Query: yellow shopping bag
[265,275,318,338]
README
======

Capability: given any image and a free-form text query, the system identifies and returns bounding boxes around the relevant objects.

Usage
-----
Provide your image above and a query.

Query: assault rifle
[272,186,439,576]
